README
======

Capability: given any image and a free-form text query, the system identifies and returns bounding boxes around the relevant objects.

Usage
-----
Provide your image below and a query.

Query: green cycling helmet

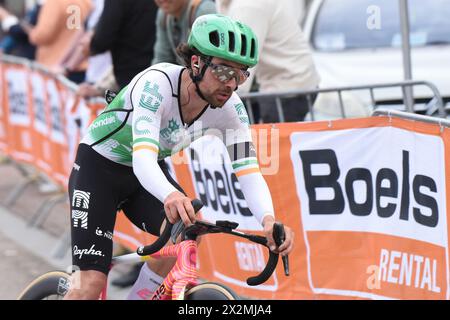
[188,14,259,67]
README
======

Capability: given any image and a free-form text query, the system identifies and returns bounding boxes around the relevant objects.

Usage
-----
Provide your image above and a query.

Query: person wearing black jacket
[90,0,158,89]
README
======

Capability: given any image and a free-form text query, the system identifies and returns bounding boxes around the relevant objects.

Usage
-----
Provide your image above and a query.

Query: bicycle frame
[99,239,199,300]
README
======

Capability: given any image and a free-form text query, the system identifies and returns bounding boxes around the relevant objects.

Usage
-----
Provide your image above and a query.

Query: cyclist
[64,13,294,300]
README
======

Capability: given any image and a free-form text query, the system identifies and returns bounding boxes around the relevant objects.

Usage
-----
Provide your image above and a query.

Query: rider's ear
[191,56,200,72]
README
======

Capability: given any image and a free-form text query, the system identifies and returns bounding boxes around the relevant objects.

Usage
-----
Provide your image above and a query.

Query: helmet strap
[189,56,219,107]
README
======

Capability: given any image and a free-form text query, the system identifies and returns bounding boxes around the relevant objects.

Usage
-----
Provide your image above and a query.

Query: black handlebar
[247,222,290,285]
[136,199,289,286]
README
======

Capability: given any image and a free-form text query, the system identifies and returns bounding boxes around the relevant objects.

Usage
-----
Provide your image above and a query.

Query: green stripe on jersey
[232,159,259,169]
[133,137,160,147]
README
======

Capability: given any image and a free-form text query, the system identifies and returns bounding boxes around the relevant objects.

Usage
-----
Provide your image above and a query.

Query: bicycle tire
[17,271,70,300]
[185,282,239,300]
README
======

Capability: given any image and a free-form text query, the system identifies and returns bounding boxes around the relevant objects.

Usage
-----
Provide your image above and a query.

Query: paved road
[0,230,54,300]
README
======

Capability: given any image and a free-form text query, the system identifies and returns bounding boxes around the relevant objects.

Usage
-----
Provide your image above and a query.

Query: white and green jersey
[81,63,253,164]
[80,63,274,224]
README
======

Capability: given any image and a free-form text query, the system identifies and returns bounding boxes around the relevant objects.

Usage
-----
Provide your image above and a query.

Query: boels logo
[189,148,252,218]
[185,138,262,230]
[290,127,446,242]
[300,149,438,228]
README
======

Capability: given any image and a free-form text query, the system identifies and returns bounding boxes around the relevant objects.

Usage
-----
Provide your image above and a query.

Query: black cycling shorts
[68,143,184,275]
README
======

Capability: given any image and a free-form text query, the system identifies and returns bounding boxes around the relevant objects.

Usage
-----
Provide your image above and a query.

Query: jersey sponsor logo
[139,81,163,113]
[161,118,182,144]
[134,115,154,135]
[95,227,113,240]
[72,190,90,209]
[73,245,105,259]
[234,103,249,125]
[97,139,120,152]
[72,210,88,229]
[91,115,116,129]
[72,190,90,229]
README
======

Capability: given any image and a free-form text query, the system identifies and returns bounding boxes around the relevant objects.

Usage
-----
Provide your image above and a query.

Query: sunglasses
[203,59,250,85]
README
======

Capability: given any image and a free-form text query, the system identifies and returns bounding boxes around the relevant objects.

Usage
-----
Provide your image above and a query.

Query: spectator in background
[89,0,158,89]
[152,0,216,65]
[73,0,117,99]
[0,1,42,59]
[79,0,112,85]
[28,0,92,84]
[61,0,112,83]
[216,0,320,123]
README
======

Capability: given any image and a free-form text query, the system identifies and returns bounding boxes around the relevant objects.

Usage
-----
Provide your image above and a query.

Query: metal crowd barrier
[240,80,446,124]
[372,109,450,128]
[0,54,79,91]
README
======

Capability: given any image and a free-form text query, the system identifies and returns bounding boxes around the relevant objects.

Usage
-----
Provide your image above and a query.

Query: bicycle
[18,199,289,300]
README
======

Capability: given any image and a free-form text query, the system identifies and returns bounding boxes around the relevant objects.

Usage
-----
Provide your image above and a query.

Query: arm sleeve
[90,0,124,55]
[29,0,64,45]
[130,71,178,202]
[151,10,176,65]
[220,97,275,224]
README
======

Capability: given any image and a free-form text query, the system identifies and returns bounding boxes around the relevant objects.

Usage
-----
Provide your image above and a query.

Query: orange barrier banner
[0,60,97,187]
[113,116,450,300]
[44,76,68,185]
[29,70,52,177]
[2,63,34,164]
[0,62,7,153]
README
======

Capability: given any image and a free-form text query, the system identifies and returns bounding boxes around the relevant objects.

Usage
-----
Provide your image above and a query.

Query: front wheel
[17,271,71,300]
[185,282,239,300]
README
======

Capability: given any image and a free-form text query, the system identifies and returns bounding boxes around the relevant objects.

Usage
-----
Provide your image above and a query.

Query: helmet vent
[228,31,235,52]
[240,34,247,56]
[209,31,220,47]
[250,38,256,58]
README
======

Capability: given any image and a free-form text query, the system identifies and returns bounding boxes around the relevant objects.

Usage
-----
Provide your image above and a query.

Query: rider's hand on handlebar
[262,216,294,256]
[164,191,196,226]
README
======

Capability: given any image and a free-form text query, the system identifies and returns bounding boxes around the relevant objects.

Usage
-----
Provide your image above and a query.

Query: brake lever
[273,222,289,276]
[170,199,204,243]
